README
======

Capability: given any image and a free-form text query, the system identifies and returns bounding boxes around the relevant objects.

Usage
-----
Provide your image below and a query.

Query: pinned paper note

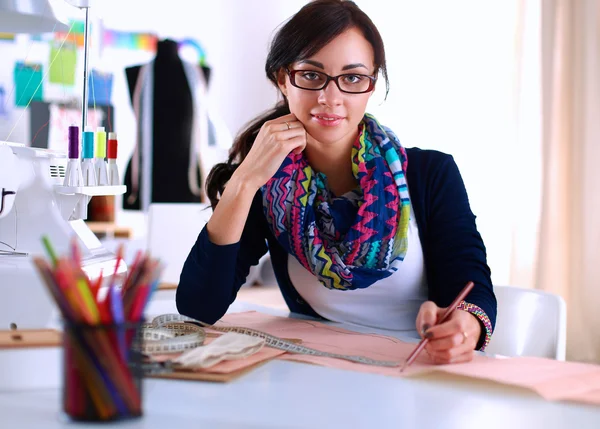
[14,62,43,107]
[47,104,105,151]
[49,43,77,86]
[0,86,7,117]
[0,33,15,42]
[89,70,113,105]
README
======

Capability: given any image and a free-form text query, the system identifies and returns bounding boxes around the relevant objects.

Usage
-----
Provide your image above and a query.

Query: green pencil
[41,235,58,267]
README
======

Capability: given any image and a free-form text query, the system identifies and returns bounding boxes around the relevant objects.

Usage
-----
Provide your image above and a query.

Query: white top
[289,205,428,333]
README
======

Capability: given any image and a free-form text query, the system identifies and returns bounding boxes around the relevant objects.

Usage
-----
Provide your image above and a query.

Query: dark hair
[206,0,388,208]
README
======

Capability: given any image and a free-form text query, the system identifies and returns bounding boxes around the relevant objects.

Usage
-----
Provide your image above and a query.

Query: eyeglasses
[286,69,376,94]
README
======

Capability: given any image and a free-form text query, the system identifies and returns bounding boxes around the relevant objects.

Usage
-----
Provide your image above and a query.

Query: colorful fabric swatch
[49,43,77,86]
[14,62,43,107]
[102,30,157,51]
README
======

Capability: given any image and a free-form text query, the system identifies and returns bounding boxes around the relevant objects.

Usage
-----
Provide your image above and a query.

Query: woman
[177,0,496,364]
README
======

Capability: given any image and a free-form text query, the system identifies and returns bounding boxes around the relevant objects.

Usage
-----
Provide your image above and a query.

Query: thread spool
[68,125,79,159]
[107,132,120,187]
[107,132,118,160]
[82,127,94,161]
[64,124,83,188]
[94,126,109,186]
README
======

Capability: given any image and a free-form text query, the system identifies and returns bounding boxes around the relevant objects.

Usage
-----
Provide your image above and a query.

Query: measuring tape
[139,317,206,355]
[144,314,401,368]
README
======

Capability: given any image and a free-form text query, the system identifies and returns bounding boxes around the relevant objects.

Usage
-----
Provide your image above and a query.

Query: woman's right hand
[232,113,307,190]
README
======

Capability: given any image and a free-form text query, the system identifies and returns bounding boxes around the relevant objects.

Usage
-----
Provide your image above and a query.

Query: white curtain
[512,0,600,363]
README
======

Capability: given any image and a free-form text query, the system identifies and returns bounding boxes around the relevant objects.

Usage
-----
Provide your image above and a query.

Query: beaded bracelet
[457,300,493,351]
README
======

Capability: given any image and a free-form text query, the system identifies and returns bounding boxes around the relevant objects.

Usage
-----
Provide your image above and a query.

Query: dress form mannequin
[123,39,211,210]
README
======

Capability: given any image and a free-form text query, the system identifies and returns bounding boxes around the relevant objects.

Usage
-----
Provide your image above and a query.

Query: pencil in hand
[400,281,475,372]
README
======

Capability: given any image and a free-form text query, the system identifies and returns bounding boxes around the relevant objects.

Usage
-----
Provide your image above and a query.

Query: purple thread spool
[68,125,79,159]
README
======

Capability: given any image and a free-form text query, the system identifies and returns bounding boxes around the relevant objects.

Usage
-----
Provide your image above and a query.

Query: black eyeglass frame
[286,69,377,94]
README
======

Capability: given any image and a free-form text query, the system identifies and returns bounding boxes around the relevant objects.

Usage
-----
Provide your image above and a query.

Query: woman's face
[278,27,376,146]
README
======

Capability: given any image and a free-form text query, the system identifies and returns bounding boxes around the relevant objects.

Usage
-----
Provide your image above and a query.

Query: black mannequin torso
[123,39,211,209]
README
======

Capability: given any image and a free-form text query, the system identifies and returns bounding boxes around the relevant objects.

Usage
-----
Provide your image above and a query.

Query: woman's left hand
[415,301,481,364]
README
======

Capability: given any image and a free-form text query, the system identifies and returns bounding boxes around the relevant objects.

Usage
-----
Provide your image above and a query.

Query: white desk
[1,301,598,429]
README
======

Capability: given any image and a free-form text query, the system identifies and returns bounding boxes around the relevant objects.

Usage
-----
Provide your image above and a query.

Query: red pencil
[400,281,475,372]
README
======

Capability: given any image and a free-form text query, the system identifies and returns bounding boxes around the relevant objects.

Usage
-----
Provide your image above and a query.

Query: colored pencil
[400,281,475,372]
[35,236,161,419]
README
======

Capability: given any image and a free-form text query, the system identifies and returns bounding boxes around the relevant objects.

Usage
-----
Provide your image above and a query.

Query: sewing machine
[0,142,126,330]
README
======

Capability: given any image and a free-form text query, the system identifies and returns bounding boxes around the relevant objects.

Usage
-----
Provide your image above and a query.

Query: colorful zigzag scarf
[261,113,411,291]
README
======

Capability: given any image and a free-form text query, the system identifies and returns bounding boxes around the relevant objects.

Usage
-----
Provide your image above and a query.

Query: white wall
[361,1,521,285]
[1,0,522,285]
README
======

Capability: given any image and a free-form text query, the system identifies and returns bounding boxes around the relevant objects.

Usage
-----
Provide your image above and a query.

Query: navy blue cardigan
[176,148,497,348]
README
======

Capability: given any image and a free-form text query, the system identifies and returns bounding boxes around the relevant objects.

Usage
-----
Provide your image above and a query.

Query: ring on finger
[461,331,468,344]
[284,121,291,130]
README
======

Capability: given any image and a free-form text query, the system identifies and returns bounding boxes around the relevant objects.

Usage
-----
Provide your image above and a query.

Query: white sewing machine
[0,142,126,330]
